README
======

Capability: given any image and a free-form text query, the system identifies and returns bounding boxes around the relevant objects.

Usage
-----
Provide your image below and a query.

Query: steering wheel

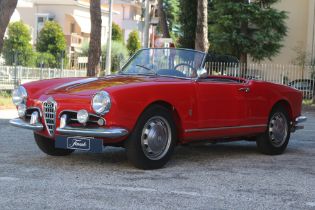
[174,63,196,77]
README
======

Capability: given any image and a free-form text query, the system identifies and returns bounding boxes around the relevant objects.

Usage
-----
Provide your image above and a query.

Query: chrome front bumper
[9,118,44,131]
[291,116,307,132]
[56,126,128,138]
[9,118,129,139]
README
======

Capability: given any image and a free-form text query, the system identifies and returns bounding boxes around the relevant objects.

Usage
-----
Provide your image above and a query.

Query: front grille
[43,98,56,136]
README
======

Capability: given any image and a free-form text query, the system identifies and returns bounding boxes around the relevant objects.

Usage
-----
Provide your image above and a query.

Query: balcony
[65,33,89,50]
[122,19,144,31]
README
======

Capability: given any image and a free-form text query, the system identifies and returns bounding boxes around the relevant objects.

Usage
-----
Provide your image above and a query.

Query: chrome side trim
[185,124,266,133]
[56,126,129,138]
[9,118,44,131]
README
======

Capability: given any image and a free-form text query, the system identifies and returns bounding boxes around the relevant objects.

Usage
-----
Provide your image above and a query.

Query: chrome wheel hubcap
[269,112,288,147]
[141,116,172,160]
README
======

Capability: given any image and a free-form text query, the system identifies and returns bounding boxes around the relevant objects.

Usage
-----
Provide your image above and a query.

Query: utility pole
[143,0,151,48]
[105,0,113,75]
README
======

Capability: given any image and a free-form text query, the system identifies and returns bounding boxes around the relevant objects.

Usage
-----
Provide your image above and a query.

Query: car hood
[45,75,152,96]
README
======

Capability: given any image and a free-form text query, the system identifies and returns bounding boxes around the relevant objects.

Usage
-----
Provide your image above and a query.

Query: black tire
[256,106,291,155]
[34,133,74,156]
[126,105,177,169]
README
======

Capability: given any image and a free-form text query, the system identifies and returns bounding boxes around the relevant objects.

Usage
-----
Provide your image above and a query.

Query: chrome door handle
[239,87,250,93]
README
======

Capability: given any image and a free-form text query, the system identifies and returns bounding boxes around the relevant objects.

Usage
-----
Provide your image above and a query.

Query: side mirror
[197,68,208,78]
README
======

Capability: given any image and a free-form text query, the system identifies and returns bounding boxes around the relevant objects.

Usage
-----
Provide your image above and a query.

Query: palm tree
[87,0,102,76]
[195,0,209,52]
[0,0,18,53]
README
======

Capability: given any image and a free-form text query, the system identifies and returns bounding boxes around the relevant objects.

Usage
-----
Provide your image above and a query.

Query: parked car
[288,79,315,100]
[10,48,306,169]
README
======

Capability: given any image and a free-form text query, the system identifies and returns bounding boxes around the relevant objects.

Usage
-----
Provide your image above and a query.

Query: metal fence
[204,62,315,100]
[0,65,87,90]
[1,60,314,101]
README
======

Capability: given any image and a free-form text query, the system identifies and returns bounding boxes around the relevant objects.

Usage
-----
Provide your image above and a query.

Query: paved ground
[0,109,314,210]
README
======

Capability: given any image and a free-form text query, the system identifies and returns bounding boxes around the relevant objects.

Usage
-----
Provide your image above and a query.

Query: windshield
[120,48,206,78]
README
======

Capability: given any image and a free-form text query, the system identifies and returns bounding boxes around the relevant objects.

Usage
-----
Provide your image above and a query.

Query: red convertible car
[10,48,307,169]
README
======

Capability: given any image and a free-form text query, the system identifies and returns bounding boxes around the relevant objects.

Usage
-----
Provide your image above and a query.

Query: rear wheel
[126,105,177,169]
[256,107,291,155]
[34,133,74,156]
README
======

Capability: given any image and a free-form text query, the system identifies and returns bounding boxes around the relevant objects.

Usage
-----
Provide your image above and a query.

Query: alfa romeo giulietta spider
[10,48,307,169]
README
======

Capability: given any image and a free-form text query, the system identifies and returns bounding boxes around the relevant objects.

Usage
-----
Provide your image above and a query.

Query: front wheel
[34,133,74,156]
[126,105,177,169]
[256,107,291,155]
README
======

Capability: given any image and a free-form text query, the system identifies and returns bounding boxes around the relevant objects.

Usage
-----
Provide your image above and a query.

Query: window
[70,23,75,33]
[38,17,44,23]
[36,17,46,35]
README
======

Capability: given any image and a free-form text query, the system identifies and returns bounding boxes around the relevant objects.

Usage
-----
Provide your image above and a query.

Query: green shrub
[126,30,141,56]
[112,23,124,43]
[79,40,89,56]
[102,41,129,72]
[35,52,57,68]
[0,90,11,97]
[3,21,35,66]
[36,21,67,68]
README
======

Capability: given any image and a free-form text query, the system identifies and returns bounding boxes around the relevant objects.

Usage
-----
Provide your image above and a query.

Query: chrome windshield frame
[119,48,208,80]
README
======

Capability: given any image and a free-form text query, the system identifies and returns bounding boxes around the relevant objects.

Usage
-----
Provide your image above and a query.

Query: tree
[0,0,18,53]
[195,0,209,52]
[36,21,66,67]
[87,0,102,76]
[178,0,197,49]
[112,23,124,42]
[157,0,170,38]
[127,31,141,56]
[163,0,180,39]
[3,21,34,66]
[209,0,287,65]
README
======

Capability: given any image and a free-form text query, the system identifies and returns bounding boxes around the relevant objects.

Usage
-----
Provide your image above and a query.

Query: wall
[249,0,312,64]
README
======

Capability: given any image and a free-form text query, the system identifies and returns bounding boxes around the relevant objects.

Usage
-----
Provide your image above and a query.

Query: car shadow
[50,141,261,169]
[83,141,303,167]
[0,117,303,170]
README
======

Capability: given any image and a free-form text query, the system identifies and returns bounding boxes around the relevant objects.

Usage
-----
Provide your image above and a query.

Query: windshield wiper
[136,65,157,75]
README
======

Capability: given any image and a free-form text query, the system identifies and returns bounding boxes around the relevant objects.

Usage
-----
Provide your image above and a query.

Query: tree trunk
[240,1,248,77]
[157,0,170,38]
[0,0,18,53]
[87,0,102,77]
[195,0,209,52]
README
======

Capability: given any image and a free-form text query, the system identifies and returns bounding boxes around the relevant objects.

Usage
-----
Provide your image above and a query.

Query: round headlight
[92,91,111,114]
[12,86,28,105]
[77,109,89,124]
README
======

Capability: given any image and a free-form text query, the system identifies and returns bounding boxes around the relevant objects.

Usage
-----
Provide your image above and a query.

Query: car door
[195,79,249,130]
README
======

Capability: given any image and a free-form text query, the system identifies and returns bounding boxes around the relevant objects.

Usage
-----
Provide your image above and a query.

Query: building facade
[12,0,111,55]
[250,0,315,65]
[102,0,144,43]
[11,0,146,53]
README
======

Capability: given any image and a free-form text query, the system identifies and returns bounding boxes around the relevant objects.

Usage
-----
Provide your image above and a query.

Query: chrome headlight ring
[92,91,111,115]
[12,86,28,105]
